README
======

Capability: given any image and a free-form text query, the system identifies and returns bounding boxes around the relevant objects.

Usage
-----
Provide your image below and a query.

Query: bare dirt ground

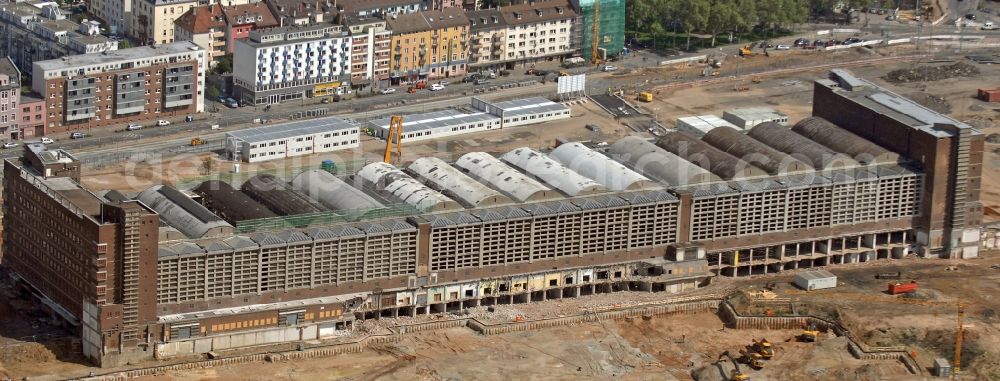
[6,46,1000,380]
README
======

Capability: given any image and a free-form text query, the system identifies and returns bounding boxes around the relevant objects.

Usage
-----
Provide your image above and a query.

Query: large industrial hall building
[0,70,982,367]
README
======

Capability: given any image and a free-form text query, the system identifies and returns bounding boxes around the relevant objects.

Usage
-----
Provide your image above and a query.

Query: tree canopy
[626,0,870,49]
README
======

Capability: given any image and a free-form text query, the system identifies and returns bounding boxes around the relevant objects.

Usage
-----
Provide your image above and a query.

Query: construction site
[1,37,1000,380]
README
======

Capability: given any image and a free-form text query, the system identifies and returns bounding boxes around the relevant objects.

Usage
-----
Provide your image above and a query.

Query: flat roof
[44,177,103,217]
[34,41,202,71]
[723,107,787,119]
[27,142,77,165]
[677,115,740,129]
[488,97,569,118]
[227,116,357,144]
[369,109,499,132]
[822,69,977,136]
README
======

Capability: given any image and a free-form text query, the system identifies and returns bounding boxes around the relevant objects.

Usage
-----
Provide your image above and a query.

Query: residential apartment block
[131,0,198,45]
[387,8,469,83]
[232,24,353,105]
[337,0,424,18]
[467,8,505,69]
[0,3,118,77]
[344,16,392,88]
[0,58,20,141]
[18,94,47,139]
[222,3,279,53]
[89,0,131,35]
[175,3,278,65]
[32,42,206,133]
[498,0,577,67]
[174,5,227,64]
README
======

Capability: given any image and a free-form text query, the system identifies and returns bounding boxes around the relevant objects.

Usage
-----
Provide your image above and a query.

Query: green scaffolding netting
[580,0,626,60]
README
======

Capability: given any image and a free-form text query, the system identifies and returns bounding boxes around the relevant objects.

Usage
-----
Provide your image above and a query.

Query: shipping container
[793,270,838,291]
[978,88,1000,102]
[887,281,918,295]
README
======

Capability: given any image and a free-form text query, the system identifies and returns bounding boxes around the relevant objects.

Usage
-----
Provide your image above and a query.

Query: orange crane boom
[383,115,403,163]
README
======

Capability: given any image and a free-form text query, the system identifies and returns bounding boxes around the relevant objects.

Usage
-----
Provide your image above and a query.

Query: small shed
[793,270,838,291]
[933,358,951,378]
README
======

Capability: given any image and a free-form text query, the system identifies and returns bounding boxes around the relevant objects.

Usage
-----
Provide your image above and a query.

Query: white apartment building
[233,24,353,105]
[344,16,391,88]
[225,117,360,163]
[131,0,198,45]
[499,0,577,68]
[89,0,131,35]
[467,9,507,70]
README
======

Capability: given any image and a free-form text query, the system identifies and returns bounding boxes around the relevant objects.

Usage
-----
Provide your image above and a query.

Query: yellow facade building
[387,8,469,83]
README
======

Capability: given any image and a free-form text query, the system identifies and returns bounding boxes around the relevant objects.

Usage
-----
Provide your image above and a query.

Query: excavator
[799,323,820,342]
[719,351,751,381]
[738,349,765,370]
[750,339,774,360]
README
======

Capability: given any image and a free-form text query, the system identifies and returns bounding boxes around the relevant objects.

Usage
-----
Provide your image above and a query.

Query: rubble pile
[884,63,980,83]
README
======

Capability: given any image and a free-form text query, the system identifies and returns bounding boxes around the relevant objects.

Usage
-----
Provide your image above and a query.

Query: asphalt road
[5,18,994,163]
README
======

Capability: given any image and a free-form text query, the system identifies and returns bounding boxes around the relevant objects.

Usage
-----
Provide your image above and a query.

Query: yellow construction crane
[591,0,601,64]
[383,115,403,164]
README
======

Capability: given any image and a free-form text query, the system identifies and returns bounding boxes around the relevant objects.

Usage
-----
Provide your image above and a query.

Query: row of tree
[627,0,876,49]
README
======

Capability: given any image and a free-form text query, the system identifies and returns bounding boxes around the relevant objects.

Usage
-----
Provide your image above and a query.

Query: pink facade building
[18,94,46,139]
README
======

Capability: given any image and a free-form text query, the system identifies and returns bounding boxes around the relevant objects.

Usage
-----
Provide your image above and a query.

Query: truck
[983,21,997,30]
[887,281,918,295]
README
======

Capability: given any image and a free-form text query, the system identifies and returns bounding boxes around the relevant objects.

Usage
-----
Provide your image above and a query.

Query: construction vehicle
[739,45,756,57]
[719,351,751,381]
[799,323,820,342]
[750,339,774,359]
[738,349,765,369]
[637,92,653,102]
[382,115,403,164]
[190,137,206,146]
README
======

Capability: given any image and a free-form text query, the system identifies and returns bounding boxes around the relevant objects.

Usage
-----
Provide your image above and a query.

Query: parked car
[601,65,618,72]
[829,39,842,45]
[438,80,451,86]
[381,88,397,95]
[125,123,143,131]
[156,120,170,126]
[225,98,239,108]
[185,115,194,122]
[813,39,826,46]
[844,37,862,44]
[474,78,491,85]
[70,132,86,139]
[3,142,18,149]
[40,137,54,144]
[775,44,791,50]
[429,83,446,91]
[965,13,976,20]
[793,38,810,47]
